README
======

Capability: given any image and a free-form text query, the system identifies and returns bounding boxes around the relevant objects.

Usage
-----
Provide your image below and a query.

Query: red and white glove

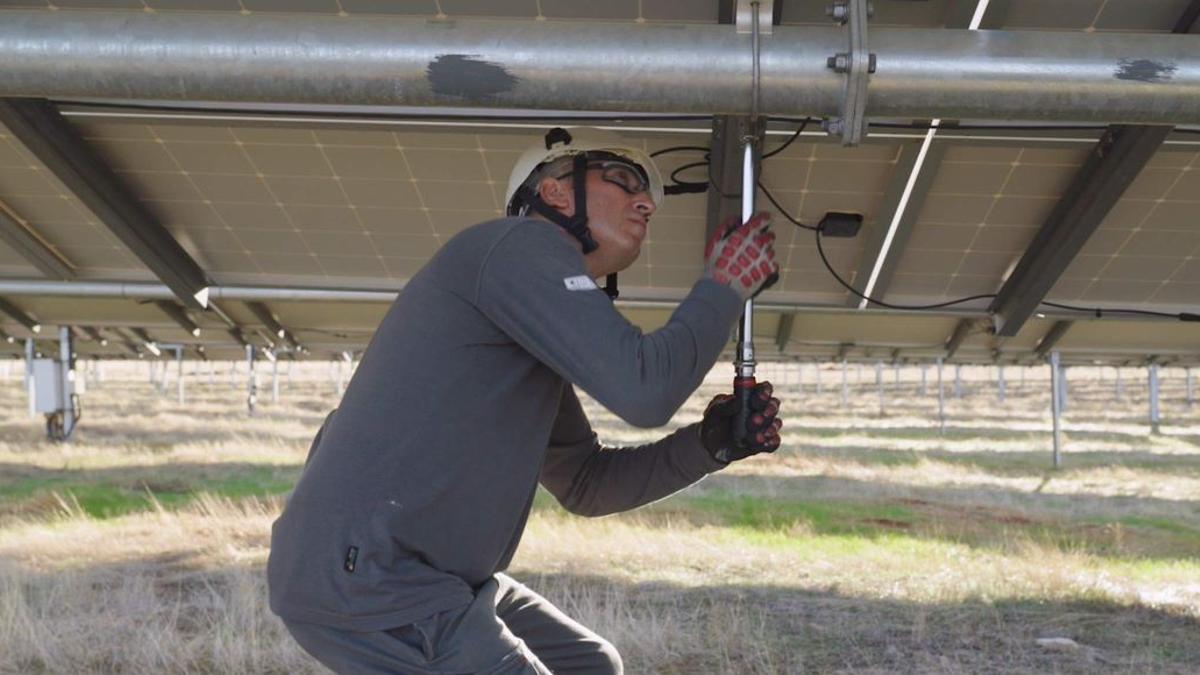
[704,211,779,302]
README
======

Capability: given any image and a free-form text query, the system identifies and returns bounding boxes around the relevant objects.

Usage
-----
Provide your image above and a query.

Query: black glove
[700,381,782,464]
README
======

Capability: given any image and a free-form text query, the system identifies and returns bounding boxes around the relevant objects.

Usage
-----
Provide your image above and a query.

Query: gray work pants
[283,573,622,674]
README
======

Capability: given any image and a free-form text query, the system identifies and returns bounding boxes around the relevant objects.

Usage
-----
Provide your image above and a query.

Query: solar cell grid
[0,123,147,276]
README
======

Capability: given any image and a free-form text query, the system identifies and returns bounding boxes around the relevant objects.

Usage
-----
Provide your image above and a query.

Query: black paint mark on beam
[427,55,518,100]
[1115,59,1177,83]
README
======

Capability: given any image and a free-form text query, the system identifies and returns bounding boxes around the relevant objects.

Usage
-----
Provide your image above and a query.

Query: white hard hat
[504,127,665,215]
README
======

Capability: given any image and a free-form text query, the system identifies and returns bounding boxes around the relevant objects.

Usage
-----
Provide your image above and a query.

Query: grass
[0,361,1198,673]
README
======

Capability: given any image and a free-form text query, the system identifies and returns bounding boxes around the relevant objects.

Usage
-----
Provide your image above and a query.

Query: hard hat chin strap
[517,153,619,300]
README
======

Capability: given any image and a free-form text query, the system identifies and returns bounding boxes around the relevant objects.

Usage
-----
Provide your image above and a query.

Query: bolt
[868,53,877,74]
[826,53,850,72]
[867,2,875,18]
[822,118,844,136]
[826,1,848,23]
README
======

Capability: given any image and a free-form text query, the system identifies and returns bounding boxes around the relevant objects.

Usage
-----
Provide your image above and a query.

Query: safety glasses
[558,159,651,196]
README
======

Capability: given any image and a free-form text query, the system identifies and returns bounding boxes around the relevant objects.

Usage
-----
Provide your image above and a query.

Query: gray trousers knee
[283,573,622,674]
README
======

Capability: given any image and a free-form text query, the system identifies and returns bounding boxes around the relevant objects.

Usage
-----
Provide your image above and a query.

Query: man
[268,127,783,674]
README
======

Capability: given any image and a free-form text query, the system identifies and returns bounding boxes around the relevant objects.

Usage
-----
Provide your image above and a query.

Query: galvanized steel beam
[0,200,74,279]
[989,4,1198,337]
[3,12,1200,125]
[0,99,211,309]
[988,124,1172,336]
[1034,320,1074,360]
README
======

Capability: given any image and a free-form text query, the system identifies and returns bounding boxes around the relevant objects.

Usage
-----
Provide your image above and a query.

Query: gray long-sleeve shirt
[268,217,741,631]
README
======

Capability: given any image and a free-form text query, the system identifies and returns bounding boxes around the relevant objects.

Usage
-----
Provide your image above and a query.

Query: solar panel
[0,0,1195,366]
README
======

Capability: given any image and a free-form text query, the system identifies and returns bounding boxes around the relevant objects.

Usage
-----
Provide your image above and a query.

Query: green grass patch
[0,465,299,519]
[679,493,917,536]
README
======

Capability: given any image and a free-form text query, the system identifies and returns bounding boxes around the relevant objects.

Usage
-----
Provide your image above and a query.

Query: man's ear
[537,176,574,214]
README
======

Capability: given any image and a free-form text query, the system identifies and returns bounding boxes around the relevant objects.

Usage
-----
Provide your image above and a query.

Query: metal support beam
[4,13,1200,125]
[1034,321,1073,360]
[81,326,108,346]
[154,301,201,337]
[983,0,1200,335]
[848,139,947,307]
[0,98,211,309]
[997,364,1006,403]
[989,125,1172,336]
[705,115,756,240]
[943,319,974,360]
[1050,350,1063,469]
[246,301,301,350]
[129,327,161,357]
[0,201,74,279]
[0,296,40,334]
[775,313,795,353]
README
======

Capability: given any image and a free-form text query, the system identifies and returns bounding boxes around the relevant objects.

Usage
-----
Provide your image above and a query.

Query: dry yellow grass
[0,361,1197,673]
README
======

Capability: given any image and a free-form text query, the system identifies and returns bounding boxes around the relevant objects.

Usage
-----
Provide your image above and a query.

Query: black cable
[1038,301,1184,321]
[757,182,817,231]
[763,118,813,159]
[812,227,997,310]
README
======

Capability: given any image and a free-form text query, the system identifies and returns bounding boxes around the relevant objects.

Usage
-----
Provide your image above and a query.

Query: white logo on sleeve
[563,275,599,291]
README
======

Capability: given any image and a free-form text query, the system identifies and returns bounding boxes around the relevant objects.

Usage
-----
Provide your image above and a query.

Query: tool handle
[732,375,756,449]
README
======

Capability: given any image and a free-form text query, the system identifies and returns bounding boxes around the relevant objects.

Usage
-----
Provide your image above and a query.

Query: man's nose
[633,194,656,216]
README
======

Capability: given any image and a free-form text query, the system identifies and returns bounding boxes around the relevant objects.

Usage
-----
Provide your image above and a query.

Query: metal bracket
[735,0,773,35]
[824,0,875,146]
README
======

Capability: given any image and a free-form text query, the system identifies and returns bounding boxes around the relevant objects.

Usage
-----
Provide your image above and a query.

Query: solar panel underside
[0,0,1194,364]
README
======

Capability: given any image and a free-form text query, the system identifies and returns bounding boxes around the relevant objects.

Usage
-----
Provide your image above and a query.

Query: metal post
[841,359,849,407]
[286,359,293,389]
[936,356,945,434]
[176,348,185,405]
[815,362,823,395]
[1115,366,1123,401]
[58,326,75,440]
[919,364,927,395]
[876,361,885,417]
[159,358,170,394]
[246,345,257,415]
[954,364,963,398]
[272,353,280,404]
[1059,366,1069,412]
[1149,363,1161,433]
[1050,351,1063,469]
[997,364,1006,403]
[893,363,900,389]
[1186,367,1194,409]
[25,338,35,419]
